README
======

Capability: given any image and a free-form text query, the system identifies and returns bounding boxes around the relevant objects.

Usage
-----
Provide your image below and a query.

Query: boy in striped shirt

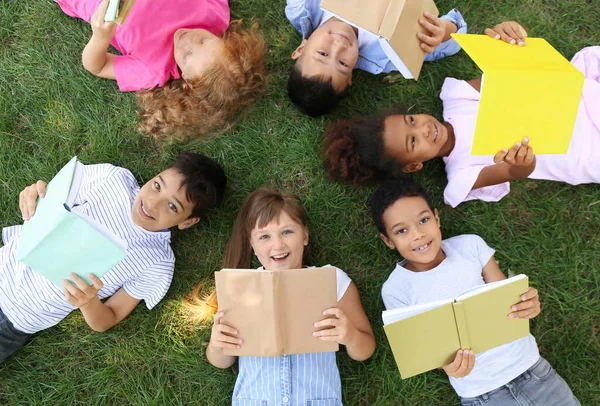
[0,152,226,363]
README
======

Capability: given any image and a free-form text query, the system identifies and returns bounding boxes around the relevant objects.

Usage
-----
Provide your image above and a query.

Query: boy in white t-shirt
[0,152,227,364]
[370,178,579,405]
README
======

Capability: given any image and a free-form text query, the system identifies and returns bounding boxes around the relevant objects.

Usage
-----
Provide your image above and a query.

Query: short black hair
[168,152,227,218]
[287,63,348,117]
[370,177,435,236]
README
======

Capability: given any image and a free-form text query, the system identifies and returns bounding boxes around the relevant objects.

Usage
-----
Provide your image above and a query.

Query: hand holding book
[63,272,104,308]
[509,287,541,319]
[19,181,47,221]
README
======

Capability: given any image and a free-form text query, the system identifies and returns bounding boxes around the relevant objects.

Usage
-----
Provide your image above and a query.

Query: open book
[215,266,338,356]
[15,157,127,288]
[382,274,530,379]
[320,0,438,80]
[105,0,136,24]
[451,34,584,155]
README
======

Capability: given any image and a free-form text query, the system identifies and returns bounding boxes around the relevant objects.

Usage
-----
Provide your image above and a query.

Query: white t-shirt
[440,47,600,208]
[381,234,540,398]
[0,164,175,334]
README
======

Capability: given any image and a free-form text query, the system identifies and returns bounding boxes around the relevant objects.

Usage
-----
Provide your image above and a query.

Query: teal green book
[14,157,127,288]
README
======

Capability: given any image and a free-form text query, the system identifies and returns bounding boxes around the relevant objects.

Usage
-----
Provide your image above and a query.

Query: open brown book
[320,0,439,80]
[215,266,339,357]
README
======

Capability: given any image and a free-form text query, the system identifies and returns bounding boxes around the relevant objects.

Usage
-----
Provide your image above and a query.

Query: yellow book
[451,34,584,155]
[382,275,530,379]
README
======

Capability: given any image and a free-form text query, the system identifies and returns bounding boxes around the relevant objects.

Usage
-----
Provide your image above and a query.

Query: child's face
[380,196,445,272]
[132,168,199,232]
[291,19,358,92]
[173,28,224,81]
[383,114,450,173]
[250,211,309,272]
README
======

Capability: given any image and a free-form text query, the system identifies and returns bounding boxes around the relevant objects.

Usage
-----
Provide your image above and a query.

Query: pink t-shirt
[57,0,230,91]
[440,46,600,208]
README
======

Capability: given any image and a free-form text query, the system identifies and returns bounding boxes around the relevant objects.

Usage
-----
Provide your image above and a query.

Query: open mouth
[271,253,290,263]
[433,124,439,143]
[139,201,155,220]
[413,240,433,252]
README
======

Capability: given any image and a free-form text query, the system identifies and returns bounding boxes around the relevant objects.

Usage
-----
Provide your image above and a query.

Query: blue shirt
[285,0,467,74]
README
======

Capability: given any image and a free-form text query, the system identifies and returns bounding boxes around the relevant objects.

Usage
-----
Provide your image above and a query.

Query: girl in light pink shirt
[322,22,600,207]
[57,0,266,140]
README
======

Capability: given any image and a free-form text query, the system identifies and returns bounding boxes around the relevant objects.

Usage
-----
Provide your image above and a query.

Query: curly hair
[322,109,408,185]
[287,64,348,117]
[369,178,435,236]
[137,20,267,141]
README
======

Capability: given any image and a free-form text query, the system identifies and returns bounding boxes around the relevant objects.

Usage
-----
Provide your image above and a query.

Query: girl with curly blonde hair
[57,0,267,140]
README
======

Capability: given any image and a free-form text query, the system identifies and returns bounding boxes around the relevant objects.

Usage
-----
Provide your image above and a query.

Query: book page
[382,298,453,325]
[71,209,128,251]
[280,267,338,354]
[455,274,527,301]
[216,270,281,356]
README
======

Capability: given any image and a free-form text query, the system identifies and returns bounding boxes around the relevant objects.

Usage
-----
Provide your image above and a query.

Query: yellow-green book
[382,274,529,379]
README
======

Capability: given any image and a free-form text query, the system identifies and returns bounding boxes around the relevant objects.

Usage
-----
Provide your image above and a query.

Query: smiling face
[249,211,309,271]
[380,196,445,272]
[291,18,358,92]
[131,168,199,232]
[173,28,225,81]
[382,114,455,173]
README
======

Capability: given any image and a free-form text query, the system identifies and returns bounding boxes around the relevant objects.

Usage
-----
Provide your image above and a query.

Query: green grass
[1,0,599,404]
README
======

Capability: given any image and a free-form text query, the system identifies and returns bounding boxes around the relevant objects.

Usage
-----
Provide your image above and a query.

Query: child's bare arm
[313,282,376,362]
[206,312,239,368]
[63,275,141,332]
[473,138,536,190]
[82,0,117,79]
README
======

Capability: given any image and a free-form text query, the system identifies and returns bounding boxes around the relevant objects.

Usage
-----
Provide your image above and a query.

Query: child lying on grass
[323,22,600,207]
[0,152,226,363]
[57,0,267,140]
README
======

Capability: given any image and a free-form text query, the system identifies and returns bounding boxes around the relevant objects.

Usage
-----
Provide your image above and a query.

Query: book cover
[383,275,529,378]
[15,157,127,288]
[215,267,338,357]
[451,34,584,155]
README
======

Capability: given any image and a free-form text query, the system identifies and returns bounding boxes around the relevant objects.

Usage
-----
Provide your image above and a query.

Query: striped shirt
[232,267,351,406]
[0,164,175,334]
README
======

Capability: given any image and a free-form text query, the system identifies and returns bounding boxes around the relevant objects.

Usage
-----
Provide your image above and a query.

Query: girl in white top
[189,188,375,405]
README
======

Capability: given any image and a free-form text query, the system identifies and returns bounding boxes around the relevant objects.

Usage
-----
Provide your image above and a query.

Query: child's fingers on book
[216,333,242,345]
[36,180,47,198]
[484,28,501,40]
[216,323,238,336]
[314,318,339,329]
[496,28,516,45]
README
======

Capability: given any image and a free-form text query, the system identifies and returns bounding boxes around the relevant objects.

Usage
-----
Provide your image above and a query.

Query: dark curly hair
[287,64,348,117]
[323,108,408,185]
[369,178,435,236]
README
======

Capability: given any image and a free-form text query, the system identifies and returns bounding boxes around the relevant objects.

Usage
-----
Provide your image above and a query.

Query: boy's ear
[291,40,308,60]
[380,233,396,250]
[178,216,200,230]
[402,162,423,174]
[303,228,309,246]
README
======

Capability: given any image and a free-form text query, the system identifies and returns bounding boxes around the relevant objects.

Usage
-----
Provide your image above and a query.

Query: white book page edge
[67,161,84,207]
[455,274,527,301]
[378,38,413,79]
[382,298,453,325]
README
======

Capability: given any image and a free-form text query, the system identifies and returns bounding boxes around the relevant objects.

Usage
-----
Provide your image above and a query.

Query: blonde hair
[184,188,308,322]
[137,20,267,141]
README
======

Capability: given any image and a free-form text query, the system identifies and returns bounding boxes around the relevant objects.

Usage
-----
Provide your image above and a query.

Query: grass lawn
[0,0,599,404]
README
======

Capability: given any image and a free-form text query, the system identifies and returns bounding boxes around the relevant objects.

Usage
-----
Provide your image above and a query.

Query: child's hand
[417,12,454,53]
[19,180,47,220]
[63,273,103,308]
[208,312,242,351]
[312,308,356,345]
[485,21,527,46]
[493,137,535,167]
[442,349,475,378]
[90,0,117,41]
[509,287,541,319]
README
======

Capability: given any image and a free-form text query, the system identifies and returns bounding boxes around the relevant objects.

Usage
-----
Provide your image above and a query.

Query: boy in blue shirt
[1,152,226,363]
[285,0,467,116]
[370,178,579,405]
